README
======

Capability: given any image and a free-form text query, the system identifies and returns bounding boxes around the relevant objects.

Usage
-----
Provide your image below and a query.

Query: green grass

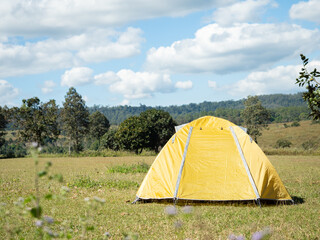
[0,155,319,239]
[107,162,150,174]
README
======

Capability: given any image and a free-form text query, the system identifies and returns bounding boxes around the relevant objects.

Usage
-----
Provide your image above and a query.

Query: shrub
[275,139,292,148]
[283,123,289,128]
[301,140,317,150]
[291,121,300,127]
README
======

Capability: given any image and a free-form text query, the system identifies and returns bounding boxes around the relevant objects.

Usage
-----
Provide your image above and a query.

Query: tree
[241,96,270,143]
[89,111,110,145]
[0,107,8,148]
[14,97,59,146]
[116,116,149,154]
[62,87,89,153]
[296,54,320,120]
[101,129,120,151]
[140,109,176,152]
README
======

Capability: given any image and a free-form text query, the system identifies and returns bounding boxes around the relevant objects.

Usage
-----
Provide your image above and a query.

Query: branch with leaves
[296,54,320,120]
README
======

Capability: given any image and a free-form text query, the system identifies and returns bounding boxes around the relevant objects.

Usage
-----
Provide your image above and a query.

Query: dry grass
[259,120,320,152]
[0,155,319,239]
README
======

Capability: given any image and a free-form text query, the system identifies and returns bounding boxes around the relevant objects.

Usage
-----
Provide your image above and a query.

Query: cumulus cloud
[211,0,277,26]
[208,80,217,89]
[175,80,193,89]
[94,71,120,85]
[109,70,174,99]
[0,80,19,106]
[0,28,143,78]
[226,61,320,97]
[290,0,320,24]
[0,0,235,37]
[146,23,320,74]
[41,80,56,94]
[61,67,93,87]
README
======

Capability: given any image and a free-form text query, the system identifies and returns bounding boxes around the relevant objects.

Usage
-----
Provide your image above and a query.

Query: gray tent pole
[230,126,261,206]
[173,126,193,203]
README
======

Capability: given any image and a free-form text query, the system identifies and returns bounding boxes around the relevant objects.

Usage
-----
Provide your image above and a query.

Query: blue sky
[0,0,319,107]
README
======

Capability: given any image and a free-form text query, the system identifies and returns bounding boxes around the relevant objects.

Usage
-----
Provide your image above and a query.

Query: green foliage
[296,54,320,120]
[116,116,149,154]
[89,93,307,125]
[107,162,149,174]
[0,141,27,158]
[140,109,176,152]
[241,96,271,143]
[62,87,89,153]
[291,121,300,127]
[0,107,7,148]
[275,139,292,148]
[13,97,59,146]
[101,129,120,151]
[89,111,110,145]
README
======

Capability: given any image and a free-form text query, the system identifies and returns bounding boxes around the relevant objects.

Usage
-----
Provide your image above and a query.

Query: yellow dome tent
[134,116,293,206]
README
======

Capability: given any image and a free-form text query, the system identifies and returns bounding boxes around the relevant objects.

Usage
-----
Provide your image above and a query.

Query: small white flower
[182,205,193,214]
[43,216,54,224]
[61,186,70,192]
[35,220,43,227]
[165,205,177,216]
[93,196,106,203]
[84,197,90,202]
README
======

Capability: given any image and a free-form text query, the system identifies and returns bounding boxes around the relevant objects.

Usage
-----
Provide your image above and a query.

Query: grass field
[0,155,319,239]
[259,120,320,152]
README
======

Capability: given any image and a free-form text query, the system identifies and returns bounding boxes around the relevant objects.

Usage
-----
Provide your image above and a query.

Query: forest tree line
[90,93,310,125]
[0,88,315,158]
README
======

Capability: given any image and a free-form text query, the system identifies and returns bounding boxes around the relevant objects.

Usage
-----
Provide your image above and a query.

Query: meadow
[0,154,319,239]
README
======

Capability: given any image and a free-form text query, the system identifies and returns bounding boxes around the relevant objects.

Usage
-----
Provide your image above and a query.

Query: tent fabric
[136,116,292,203]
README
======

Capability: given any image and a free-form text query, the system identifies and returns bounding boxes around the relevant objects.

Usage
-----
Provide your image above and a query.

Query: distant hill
[89,93,310,125]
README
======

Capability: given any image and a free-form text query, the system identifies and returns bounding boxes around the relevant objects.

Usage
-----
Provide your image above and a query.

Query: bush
[101,129,120,151]
[301,140,317,150]
[291,121,300,127]
[275,139,292,148]
[0,142,27,158]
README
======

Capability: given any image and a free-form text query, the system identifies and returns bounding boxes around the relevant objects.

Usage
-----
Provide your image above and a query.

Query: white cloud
[41,80,56,94]
[120,99,130,106]
[226,61,320,97]
[208,80,217,89]
[290,0,320,24]
[0,0,235,37]
[61,67,93,87]
[0,28,144,78]
[0,80,19,106]
[94,71,120,85]
[175,80,193,89]
[146,23,320,74]
[211,0,277,26]
[109,70,174,99]
[83,95,89,103]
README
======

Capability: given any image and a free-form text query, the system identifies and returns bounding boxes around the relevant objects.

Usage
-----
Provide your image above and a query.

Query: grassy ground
[259,120,320,152]
[0,155,319,239]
